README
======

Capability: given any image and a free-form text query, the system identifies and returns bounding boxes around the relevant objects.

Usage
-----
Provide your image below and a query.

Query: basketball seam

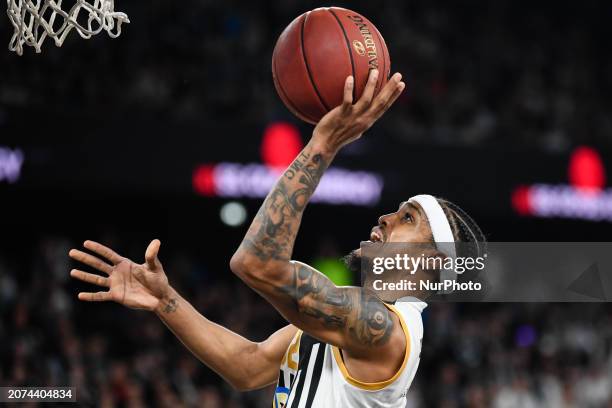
[300,12,331,112]
[273,47,317,124]
[328,8,356,103]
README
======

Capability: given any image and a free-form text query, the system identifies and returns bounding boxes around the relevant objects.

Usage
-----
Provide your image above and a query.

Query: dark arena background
[2,0,612,407]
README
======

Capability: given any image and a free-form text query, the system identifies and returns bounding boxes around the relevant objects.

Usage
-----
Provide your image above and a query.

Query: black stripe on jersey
[278,371,285,388]
[304,344,325,407]
[287,334,320,408]
[287,349,312,405]
[298,334,319,363]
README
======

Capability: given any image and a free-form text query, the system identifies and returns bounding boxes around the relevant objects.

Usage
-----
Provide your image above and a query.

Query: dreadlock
[436,197,488,259]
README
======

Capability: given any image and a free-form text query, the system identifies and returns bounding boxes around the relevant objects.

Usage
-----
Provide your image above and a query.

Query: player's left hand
[68,239,171,311]
[311,69,405,154]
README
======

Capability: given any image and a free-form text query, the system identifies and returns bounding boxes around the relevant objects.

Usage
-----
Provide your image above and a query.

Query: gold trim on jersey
[331,303,411,391]
[275,330,303,408]
[281,330,303,371]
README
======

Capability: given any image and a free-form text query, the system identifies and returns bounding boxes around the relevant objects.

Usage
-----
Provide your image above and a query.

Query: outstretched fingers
[354,69,379,111]
[370,72,404,118]
[374,81,405,120]
[341,75,354,113]
[70,269,110,288]
[69,249,113,275]
[78,291,112,302]
[145,239,161,271]
[83,240,123,264]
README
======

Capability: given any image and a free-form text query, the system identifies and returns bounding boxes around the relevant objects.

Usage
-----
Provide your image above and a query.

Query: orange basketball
[272,7,391,124]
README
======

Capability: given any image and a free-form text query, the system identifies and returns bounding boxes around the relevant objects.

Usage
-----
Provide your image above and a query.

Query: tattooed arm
[69,240,297,391]
[231,70,406,357]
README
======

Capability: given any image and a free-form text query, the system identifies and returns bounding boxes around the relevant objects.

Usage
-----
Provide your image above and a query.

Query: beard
[342,249,362,275]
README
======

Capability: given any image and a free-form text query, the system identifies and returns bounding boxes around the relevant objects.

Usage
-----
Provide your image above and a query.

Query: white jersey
[273,298,427,408]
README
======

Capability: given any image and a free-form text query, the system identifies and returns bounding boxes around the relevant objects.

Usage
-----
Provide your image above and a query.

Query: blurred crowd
[1,236,612,407]
[2,0,612,151]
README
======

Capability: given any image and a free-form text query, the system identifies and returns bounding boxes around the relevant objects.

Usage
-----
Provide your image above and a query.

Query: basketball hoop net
[6,0,129,55]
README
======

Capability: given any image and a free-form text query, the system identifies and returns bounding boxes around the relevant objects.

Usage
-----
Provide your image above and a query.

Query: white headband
[408,194,458,292]
[408,194,456,257]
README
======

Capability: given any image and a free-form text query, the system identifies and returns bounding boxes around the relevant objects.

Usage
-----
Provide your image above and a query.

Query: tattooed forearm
[232,140,395,349]
[278,263,394,347]
[240,145,329,262]
[284,151,311,181]
[162,298,178,313]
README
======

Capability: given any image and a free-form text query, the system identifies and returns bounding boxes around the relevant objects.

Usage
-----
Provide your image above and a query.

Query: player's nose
[378,213,393,228]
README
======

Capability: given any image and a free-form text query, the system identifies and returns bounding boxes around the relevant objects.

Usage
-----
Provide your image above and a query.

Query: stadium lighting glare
[0,146,24,183]
[512,146,612,222]
[194,163,384,206]
[220,202,247,227]
[193,121,384,206]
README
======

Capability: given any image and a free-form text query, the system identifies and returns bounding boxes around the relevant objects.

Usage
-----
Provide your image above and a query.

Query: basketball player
[69,70,486,407]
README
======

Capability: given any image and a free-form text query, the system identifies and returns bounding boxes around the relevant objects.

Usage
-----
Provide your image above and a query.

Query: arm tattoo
[278,263,394,347]
[241,148,328,262]
[236,144,394,347]
[162,298,178,313]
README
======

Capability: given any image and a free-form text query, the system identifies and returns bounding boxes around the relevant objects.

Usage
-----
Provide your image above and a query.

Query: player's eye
[403,213,413,222]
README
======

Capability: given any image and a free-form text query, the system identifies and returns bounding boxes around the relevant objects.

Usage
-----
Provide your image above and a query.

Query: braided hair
[436,197,487,259]
[404,198,488,299]
[427,197,488,298]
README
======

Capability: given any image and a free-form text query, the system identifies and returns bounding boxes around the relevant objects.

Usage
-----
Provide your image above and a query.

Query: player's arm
[156,294,296,391]
[155,289,296,391]
[69,240,296,391]
[230,70,406,355]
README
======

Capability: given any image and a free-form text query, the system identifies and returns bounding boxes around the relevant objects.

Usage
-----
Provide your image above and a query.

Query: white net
[7,0,129,55]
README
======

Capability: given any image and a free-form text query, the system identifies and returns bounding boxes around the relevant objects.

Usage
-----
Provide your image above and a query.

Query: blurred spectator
[2,0,611,151]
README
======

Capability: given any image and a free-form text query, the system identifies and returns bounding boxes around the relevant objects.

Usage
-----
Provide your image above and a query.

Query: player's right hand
[69,239,170,311]
[311,69,405,154]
